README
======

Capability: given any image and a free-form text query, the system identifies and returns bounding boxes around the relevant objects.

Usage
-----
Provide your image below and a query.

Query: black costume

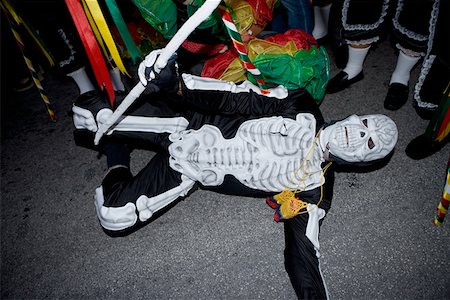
[412,0,449,118]
[337,0,438,54]
[86,79,335,299]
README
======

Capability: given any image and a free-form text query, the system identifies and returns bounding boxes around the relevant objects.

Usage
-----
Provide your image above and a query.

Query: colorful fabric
[202,29,330,103]
[180,39,227,56]
[83,0,130,77]
[110,18,167,58]
[132,0,177,39]
[65,0,115,104]
[250,44,329,101]
[266,190,309,222]
[426,83,450,142]
[223,0,276,34]
[434,158,450,226]
[105,0,142,64]
[186,0,224,36]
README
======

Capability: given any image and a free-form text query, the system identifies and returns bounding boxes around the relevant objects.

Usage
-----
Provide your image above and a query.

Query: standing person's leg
[384,50,420,110]
[405,88,449,160]
[384,0,439,111]
[411,0,448,119]
[269,2,288,33]
[312,1,332,41]
[281,0,314,33]
[19,1,87,75]
[326,0,391,94]
[326,44,369,93]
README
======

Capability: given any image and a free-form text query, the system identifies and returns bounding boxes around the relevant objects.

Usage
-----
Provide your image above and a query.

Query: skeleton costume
[73,53,398,298]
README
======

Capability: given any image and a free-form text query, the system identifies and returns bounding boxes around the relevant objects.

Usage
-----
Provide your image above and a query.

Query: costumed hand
[72,91,113,133]
[138,50,179,93]
[266,190,308,222]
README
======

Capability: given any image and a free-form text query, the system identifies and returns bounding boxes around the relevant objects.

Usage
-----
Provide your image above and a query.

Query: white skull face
[324,114,398,162]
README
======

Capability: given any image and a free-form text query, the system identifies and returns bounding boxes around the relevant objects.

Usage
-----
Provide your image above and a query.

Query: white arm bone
[105,116,189,135]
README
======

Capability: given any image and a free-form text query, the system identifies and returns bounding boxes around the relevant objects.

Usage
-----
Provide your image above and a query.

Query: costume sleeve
[177,74,320,118]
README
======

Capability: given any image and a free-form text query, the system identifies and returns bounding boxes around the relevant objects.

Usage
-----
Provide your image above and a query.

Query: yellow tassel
[273,190,308,219]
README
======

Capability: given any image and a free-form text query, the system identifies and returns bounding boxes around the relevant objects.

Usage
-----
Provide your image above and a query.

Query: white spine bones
[169,113,325,192]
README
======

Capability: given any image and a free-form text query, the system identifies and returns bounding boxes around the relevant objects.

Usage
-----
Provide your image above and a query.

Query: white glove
[138,49,164,86]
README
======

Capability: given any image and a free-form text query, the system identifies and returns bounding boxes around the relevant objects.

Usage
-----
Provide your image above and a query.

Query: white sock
[109,67,125,92]
[312,4,331,40]
[343,46,370,79]
[389,50,420,85]
[67,67,95,95]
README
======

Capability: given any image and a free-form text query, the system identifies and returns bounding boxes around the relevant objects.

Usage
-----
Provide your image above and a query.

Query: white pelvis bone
[168,113,325,192]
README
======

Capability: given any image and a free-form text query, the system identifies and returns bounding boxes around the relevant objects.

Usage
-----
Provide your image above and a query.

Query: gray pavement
[1,38,449,299]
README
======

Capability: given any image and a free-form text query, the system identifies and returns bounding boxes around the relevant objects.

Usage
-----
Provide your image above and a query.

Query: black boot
[326,71,364,94]
[384,83,409,111]
[405,134,447,160]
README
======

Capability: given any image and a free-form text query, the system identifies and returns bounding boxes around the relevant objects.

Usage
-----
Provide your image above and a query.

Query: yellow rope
[273,129,333,217]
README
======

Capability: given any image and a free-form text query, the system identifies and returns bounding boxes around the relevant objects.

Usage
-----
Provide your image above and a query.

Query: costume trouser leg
[340,0,391,45]
[283,168,334,300]
[19,1,86,75]
[95,151,196,232]
[284,207,329,299]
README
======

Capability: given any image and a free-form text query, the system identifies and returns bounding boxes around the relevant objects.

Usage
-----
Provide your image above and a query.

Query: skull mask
[320,114,398,162]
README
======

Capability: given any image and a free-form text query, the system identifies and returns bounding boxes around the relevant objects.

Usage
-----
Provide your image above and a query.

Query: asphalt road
[1,38,449,299]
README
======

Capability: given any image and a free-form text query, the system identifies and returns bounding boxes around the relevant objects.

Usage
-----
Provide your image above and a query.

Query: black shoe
[315,34,329,46]
[384,83,409,111]
[326,71,364,94]
[405,134,447,160]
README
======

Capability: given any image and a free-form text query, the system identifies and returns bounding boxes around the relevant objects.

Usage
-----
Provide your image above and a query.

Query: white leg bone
[136,175,196,222]
[305,204,326,257]
[94,186,139,231]
[306,204,330,299]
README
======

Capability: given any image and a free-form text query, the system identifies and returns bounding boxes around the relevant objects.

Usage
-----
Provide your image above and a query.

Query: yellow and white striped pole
[1,0,57,121]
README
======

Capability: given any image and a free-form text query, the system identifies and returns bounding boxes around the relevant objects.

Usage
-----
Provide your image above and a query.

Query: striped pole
[5,11,57,121]
[218,4,269,94]
[434,159,450,226]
